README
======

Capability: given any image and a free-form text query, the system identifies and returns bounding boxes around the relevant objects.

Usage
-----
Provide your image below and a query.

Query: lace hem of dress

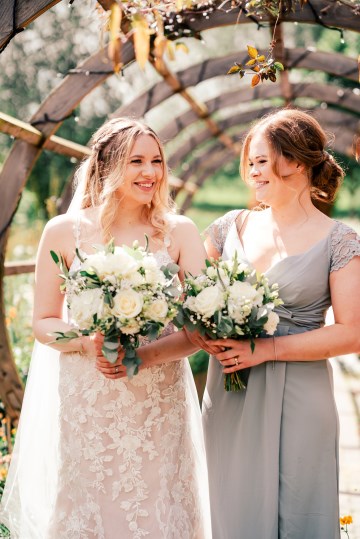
[330,221,360,272]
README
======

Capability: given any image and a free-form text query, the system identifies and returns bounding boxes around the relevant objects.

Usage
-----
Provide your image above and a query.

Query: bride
[0,118,211,538]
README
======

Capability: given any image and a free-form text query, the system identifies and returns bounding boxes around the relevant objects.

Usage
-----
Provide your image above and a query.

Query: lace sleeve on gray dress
[203,209,240,255]
[330,221,360,272]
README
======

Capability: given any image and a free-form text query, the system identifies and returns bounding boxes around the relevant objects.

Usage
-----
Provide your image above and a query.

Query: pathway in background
[332,354,360,539]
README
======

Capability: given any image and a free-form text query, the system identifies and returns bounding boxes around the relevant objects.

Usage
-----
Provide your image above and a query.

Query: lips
[255,181,269,188]
[134,181,154,191]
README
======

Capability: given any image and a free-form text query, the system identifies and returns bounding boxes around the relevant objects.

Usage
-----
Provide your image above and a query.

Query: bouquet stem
[224,367,250,392]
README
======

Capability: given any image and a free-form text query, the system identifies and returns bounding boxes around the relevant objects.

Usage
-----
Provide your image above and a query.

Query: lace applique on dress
[203,209,240,255]
[330,221,360,272]
[46,224,209,539]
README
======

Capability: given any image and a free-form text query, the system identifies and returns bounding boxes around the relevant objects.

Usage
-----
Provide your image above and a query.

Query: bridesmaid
[189,109,360,539]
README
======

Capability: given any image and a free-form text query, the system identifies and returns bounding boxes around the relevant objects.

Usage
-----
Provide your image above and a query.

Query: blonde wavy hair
[74,117,175,242]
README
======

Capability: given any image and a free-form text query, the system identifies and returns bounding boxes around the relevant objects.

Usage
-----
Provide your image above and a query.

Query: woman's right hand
[184,327,224,355]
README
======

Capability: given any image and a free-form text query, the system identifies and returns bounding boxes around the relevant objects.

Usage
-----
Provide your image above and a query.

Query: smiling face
[116,134,164,207]
[247,131,303,207]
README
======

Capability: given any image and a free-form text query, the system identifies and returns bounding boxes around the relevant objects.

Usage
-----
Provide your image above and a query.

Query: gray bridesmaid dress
[202,210,360,539]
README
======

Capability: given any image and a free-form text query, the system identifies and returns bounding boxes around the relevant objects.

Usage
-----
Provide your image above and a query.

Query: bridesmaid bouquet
[174,252,283,391]
[50,239,181,378]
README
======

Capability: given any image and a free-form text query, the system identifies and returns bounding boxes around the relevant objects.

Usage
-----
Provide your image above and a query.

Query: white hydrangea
[70,288,105,328]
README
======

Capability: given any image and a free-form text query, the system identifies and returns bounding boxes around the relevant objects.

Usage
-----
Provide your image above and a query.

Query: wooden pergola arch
[0,0,359,420]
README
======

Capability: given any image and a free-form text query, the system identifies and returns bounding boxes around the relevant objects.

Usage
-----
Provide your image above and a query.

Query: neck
[113,203,146,227]
[269,193,318,227]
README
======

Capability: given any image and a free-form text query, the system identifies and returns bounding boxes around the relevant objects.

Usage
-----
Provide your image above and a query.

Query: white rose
[109,247,139,276]
[112,289,143,319]
[122,272,145,288]
[121,319,141,335]
[263,311,280,335]
[82,252,107,277]
[184,296,197,311]
[194,285,225,319]
[206,266,217,279]
[228,280,258,303]
[70,288,105,328]
[145,299,169,322]
[145,267,166,286]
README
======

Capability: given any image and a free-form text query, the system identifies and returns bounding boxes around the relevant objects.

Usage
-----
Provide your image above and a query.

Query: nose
[142,162,156,177]
[249,165,260,177]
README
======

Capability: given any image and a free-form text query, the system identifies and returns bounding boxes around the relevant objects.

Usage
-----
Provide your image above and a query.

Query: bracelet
[272,336,278,370]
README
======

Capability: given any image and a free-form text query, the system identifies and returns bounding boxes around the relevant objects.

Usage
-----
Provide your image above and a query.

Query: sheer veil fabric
[0,164,86,536]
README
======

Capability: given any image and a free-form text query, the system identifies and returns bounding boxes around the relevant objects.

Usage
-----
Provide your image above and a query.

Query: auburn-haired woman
[191,109,360,539]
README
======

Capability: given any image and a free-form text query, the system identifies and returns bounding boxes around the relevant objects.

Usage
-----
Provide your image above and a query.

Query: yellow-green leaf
[109,3,121,42]
[251,74,261,87]
[133,15,150,70]
[166,40,175,61]
[227,65,241,75]
[247,45,258,59]
[274,61,284,71]
[108,39,122,73]
[176,0,186,10]
[257,55,266,62]
[176,42,189,54]
[246,58,256,66]
[154,10,164,36]
[154,35,167,58]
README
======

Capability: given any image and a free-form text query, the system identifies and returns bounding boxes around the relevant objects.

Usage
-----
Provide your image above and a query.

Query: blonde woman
[0,118,211,538]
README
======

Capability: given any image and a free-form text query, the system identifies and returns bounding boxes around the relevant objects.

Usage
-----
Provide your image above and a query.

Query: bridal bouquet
[174,252,283,391]
[50,239,180,378]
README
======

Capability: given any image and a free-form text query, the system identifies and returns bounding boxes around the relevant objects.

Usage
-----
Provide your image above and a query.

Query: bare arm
[213,256,360,373]
[32,215,96,356]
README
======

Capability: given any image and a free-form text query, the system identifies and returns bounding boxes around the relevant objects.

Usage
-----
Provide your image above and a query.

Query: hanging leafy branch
[227,44,284,87]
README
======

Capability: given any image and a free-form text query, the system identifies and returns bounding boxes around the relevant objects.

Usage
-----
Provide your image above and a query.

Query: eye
[152,159,163,164]
[130,158,142,164]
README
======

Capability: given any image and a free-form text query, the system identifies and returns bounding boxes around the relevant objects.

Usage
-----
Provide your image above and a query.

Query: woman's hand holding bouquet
[50,239,180,379]
[174,252,283,391]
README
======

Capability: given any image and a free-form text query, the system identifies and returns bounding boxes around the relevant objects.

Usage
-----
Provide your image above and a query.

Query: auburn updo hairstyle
[240,108,345,203]
[73,117,175,242]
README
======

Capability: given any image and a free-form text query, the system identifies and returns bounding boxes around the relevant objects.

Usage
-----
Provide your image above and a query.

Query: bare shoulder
[167,213,200,235]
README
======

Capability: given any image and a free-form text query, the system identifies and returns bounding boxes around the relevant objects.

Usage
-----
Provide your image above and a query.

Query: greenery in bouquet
[174,252,283,391]
[50,238,181,378]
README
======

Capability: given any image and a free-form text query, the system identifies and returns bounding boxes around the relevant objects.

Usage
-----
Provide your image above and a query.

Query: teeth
[137,183,153,187]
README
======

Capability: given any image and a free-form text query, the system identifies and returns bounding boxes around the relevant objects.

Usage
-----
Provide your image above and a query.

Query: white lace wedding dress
[0,225,211,539]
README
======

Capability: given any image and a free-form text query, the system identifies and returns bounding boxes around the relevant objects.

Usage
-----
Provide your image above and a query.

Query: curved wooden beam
[161,81,360,145]
[0,0,61,51]
[113,48,359,120]
[180,0,360,34]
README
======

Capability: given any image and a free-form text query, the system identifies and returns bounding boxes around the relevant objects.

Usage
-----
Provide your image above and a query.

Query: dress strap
[72,214,82,250]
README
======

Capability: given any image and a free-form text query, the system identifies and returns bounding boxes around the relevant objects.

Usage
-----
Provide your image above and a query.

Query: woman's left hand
[211,338,268,373]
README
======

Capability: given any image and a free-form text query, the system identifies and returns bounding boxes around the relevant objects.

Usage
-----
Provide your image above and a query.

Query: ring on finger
[234,356,239,366]
[115,366,119,374]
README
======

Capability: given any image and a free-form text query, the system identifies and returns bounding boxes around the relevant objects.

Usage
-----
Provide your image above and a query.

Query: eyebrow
[249,154,267,159]
[130,154,162,158]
